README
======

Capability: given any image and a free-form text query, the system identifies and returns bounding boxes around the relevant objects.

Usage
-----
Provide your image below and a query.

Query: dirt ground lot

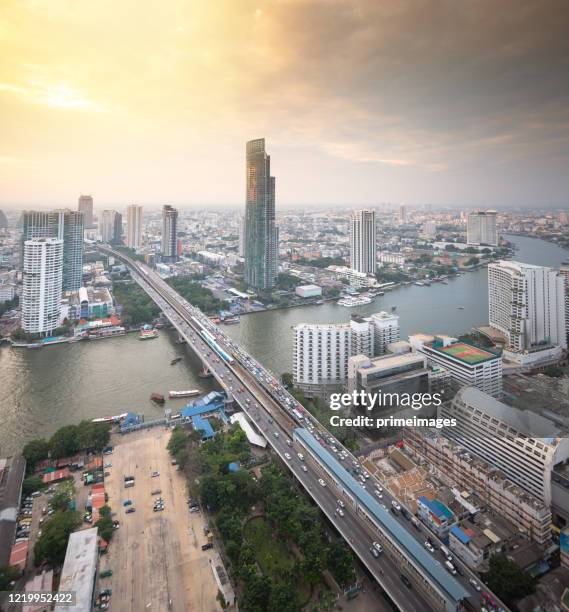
[99,428,220,612]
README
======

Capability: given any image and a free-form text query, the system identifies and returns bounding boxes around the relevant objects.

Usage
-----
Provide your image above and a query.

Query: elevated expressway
[101,246,507,612]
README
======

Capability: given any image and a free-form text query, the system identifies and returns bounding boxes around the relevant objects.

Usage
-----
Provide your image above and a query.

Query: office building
[370,311,400,355]
[421,220,437,239]
[100,210,122,245]
[439,386,569,505]
[161,205,178,262]
[22,237,63,335]
[349,209,376,275]
[488,261,567,365]
[112,211,123,245]
[404,428,552,546]
[78,195,94,228]
[399,204,407,225]
[126,204,143,249]
[238,215,245,257]
[244,138,278,290]
[560,262,569,342]
[21,209,84,292]
[467,211,498,246]
[410,334,502,398]
[347,352,429,396]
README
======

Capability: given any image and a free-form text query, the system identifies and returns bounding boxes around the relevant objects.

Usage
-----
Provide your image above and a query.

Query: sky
[1,0,568,209]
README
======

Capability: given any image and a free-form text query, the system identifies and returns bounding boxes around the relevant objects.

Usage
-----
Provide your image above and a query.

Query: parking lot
[99,428,220,612]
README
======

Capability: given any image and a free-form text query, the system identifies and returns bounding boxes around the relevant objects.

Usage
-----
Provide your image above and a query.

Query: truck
[440,545,453,561]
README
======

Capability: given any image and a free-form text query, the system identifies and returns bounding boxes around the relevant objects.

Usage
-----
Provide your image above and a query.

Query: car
[153,506,164,512]
[104,471,111,477]
[99,589,112,597]
[189,506,200,513]
[297,453,304,461]
[374,490,382,498]
[337,499,345,508]
[104,463,112,468]
[201,543,213,551]
[151,471,160,477]
[286,439,292,447]
[123,500,132,506]
[151,489,162,496]
[284,453,291,460]
[424,541,435,553]
[370,547,379,558]
[273,431,279,438]
[400,574,412,588]
[300,465,308,472]
[126,508,136,514]
[372,541,382,552]
[336,508,344,517]
[392,500,401,511]
[100,570,113,578]
[469,578,481,592]
[318,479,326,487]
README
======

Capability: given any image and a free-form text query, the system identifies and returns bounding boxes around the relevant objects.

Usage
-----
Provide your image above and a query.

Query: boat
[391,305,397,311]
[337,296,373,307]
[168,389,201,398]
[414,281,424,286]
[223,316,240,325]
[139,324,158,340]
[457,306,465,310]
[150,392,165,404]
[170,357,183,365]
[92,413,128,424]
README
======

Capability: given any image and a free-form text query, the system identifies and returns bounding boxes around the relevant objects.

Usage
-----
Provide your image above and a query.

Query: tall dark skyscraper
[21,209,84,291]
[244,138,278,290]
[161,205,178,262]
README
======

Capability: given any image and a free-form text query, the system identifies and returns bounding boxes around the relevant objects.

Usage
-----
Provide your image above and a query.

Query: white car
[372,541,383,552]
[337,499,345,508]
[424,541,435,553]
[284,453,291,460]
[469,578,481,592]
[374,490,383,498]
[297,453,304,461]
[300,465,308,472]
[336,508,345,517]
[318,479,326,487]
[273,431,279,438]
[392,500,401,511]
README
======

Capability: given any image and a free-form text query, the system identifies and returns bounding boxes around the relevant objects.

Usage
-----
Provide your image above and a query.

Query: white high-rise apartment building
[293,316,374,395]
[467,211,498,246]
[126,205,143,249]
[22,237,63,335]
[440,386,569,505]
[560,262,569,342]
[161,205,178,261]
[349,210,376,275]
[488,261,567,357]
[370,311,400,355]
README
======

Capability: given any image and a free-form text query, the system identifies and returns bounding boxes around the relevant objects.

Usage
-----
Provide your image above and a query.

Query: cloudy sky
[1,0,568,209]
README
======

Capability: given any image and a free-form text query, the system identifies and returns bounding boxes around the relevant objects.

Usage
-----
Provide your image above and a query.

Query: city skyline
[1,1,569,209]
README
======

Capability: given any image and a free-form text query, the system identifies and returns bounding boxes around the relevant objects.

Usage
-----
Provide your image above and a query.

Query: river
[0,235,567,455]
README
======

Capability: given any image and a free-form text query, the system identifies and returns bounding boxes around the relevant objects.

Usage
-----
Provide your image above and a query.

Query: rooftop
[431,340,498,365]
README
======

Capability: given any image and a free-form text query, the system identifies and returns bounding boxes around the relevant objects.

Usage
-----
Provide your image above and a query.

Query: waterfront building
[560,262,569,343]
[126,204,143,249]
[63,286,114,321]
[439,386,569,505]
[22,237,63,335]
[21,209,84,292]
[378,251,405,265]
[293,316,374,396]
[78,195,94,228]
[467,211,498,246]
[349,209,376,275]
[244,138,278,290]
[404,427,552,546]
[327,265,378,288]
[488,261,567,365]
[161,205,178,262]
[409,334,502,398]
[370,311,400,355]
[295,284,322,298]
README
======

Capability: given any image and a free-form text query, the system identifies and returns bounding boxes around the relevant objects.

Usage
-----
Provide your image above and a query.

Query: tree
[34,511,81,566]
[281,373,293,388]
[326,541,355,586]
[22,439,49,469]
[484,554,535,606]
[0,565,21,591]
[75,421,111,451]
[96,505,114,542]
[48,425,79,459]
[51,482,75,512]
[22,476,45,496]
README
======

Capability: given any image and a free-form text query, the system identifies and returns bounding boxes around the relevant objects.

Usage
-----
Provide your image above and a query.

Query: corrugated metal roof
[294,428,469,603]
[450,525,471,545]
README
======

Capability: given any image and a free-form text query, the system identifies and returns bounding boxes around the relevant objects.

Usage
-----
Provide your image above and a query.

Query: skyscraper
[78,195,94,228]
[349,209,376,275]
[161,205,178,262]
[113,211,123,245]
[560,262,569,342]
[488,261,567,355]
[21,209,84,292]
[22,237,63,335]
[399,204,407,225]
[244,138,278,290]
[126,205,143,249]
[101,210,115,243]
[467,211,498,246]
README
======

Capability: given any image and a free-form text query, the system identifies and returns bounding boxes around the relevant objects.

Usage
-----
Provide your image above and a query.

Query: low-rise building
[417,496,456,539]
[295,284,322,298]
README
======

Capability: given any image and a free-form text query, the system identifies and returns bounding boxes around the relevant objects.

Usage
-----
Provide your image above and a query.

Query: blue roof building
[417,496,456,540]
[192,416,215,439]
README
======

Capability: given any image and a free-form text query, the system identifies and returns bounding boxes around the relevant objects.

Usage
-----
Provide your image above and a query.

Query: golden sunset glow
[1,0,568,207]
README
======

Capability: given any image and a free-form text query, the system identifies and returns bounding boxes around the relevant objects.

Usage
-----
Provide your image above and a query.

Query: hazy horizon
[2,1,569,208]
